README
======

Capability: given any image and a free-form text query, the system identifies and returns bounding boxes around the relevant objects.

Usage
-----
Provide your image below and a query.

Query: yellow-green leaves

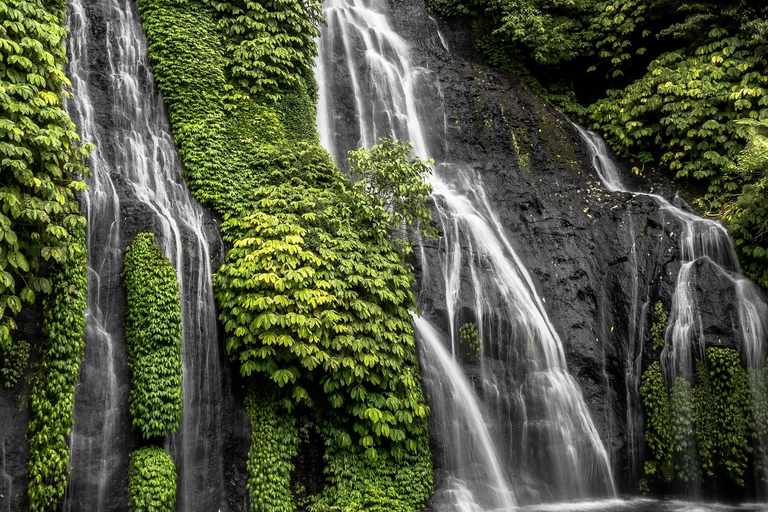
[0,0,91,350]
[123,233,183,439]
[27,228,87,511]
[128,446,177,512]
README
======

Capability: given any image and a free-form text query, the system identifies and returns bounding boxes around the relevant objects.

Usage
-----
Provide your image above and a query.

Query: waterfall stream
[64,0,235,509]
[317,0,616,507]
[577,126,768,491]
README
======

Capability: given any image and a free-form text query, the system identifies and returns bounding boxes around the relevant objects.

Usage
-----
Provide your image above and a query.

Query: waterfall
[577,125,768,491]
[64,0,236,509]
[577,126,768,378]
[317,0,617,507]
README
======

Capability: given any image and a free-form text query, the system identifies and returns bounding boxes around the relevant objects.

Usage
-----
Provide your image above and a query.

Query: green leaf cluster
[650,301,667,351]
[0,336,28,387]
[306,419,432,512]
[640,347,757,491]
[0,0,91,350]
[135,0,433,509]
[459,322,480,358]
[245,389,299,512]
[127,445,177,512]
[122,233,183,439]
[207,0,323,101]
[26,227,87,511]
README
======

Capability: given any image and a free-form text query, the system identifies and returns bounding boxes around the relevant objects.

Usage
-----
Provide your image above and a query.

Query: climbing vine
[127,445,177,512]
[123,233,183,439]
[245,389,299,512]
[0,337,28,388]
[0,0,90,350]
[459,322,480,358]
[639,361,672,483]
[26,229,87,511]
[650,301,667,351]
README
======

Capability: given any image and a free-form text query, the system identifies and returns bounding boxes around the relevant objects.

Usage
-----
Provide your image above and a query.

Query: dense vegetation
[136,0,433,509]
[27,229,87,511]
[123,233,183,439]
[428,0,768,290]
[128,446,178,512]
[640,347,765,493]
[0,0,91,350]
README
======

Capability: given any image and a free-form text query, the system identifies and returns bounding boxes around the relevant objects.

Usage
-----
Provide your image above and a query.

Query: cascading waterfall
[317,0,616,507]
[577,125,768,489]
[64,0,233,509]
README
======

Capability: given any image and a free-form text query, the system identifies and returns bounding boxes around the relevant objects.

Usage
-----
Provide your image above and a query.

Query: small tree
[348,137,435,255]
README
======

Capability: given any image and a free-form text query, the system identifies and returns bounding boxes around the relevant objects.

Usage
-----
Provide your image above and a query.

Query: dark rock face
[385,0,765,496]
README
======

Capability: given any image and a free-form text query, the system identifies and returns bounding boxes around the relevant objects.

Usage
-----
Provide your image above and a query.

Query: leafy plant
[245,389,299,512]
[0,0,91,350]
[123,233,183,439]
[128,446,177,512]
[135,0,434,508]
[0,337,28,388]
[650,301,667,351]
[639,361,673,483]
[459,322,480,358]
[27,228,87,511]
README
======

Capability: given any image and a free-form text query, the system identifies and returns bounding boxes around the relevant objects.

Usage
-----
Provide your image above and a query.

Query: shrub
[128,446,177,512]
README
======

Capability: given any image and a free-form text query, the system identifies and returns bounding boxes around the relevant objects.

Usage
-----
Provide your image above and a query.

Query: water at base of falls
[316,0,616,507]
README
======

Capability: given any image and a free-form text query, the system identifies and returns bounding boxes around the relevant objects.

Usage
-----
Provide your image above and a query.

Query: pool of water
[517,499,766,512]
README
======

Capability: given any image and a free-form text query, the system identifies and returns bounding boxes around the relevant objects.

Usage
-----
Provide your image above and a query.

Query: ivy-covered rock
[26,229,87,511]
[123,233,183,439]
[128,446,177,512]
[0,0,91,350]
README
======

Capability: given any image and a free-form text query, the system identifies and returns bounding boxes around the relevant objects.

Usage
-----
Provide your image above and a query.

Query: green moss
[128,446,177,512]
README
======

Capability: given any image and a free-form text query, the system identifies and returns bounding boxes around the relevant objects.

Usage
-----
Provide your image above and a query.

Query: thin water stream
[317,0,616,507]
[64,0,233,509]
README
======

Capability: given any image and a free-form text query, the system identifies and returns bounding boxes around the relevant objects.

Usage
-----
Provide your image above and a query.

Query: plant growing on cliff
[0,0,91,351]
[0,337,28,388]
[650,301,667,351]
[123,233,183,439]
[128,446,177,512]
[27,228,87,512]
[459,322,480,358]
[348,137,435,256]
[640,361,673,483]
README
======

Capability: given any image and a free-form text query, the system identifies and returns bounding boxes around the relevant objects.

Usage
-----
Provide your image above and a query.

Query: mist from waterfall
[316,0,617,508]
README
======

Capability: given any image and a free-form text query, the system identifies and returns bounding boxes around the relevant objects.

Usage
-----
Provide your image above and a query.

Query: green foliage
[348,137,435,255]
[128,446,177,512]
[459,322,480,358]
[123,233,183,439]
[27,228,86,511]
[136,0,434,508]
[0,0,91,350]
[650,301,667,351]
[700,346,751,486]
[669,376,700,483]
[639,361,672,483]
[245,389,299,512]
[727,119,768,289]
[207,0,323,101]
[307,418,432,512]
[0,337,28,388]
[692,360,716,479]
[749,364,768,483]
